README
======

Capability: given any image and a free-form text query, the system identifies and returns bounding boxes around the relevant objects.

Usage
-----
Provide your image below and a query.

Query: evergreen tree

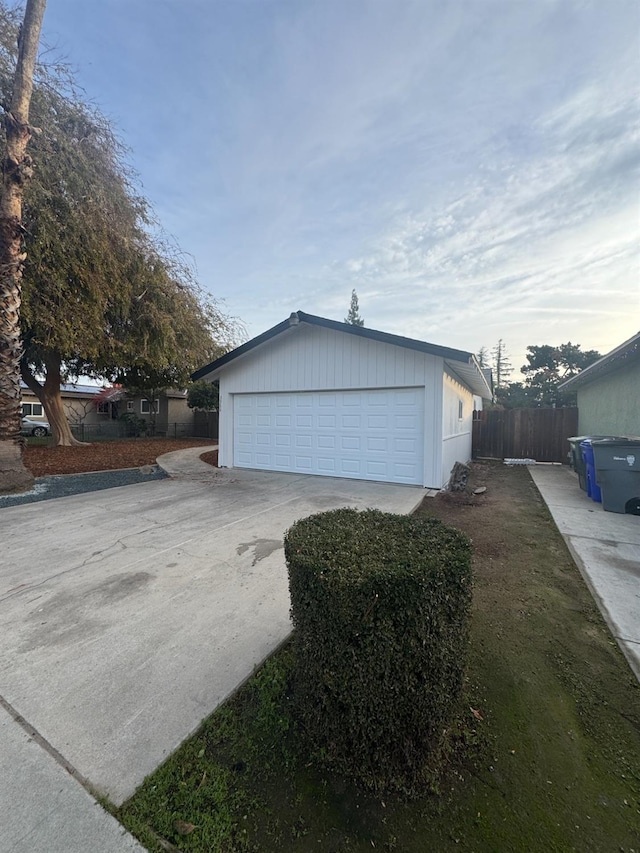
[520,343,601,406]
[344,289,364,326]
[476,346,490,368]
[492,339,513,388]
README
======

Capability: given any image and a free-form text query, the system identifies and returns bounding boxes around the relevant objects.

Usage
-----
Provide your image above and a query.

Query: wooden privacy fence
[193,410,219,439]
[472,408,578,463]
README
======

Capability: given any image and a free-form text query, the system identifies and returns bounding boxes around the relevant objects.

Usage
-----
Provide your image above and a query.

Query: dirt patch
[24,438,214,477]
[200,449,218,468]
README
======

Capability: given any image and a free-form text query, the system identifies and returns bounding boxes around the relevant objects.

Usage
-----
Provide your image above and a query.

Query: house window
[140,398,159,415]
[22,402,43,417]
[458,400,464,420]
[127,400,134,412]
[96,402,109,415]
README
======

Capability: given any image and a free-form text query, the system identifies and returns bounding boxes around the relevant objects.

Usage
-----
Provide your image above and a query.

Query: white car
[21,417,51,437]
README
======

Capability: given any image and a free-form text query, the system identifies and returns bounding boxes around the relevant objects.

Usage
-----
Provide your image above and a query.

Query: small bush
[284,508,472,793]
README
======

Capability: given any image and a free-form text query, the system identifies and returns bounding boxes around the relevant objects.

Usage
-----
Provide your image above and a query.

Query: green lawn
[114,463,640,852]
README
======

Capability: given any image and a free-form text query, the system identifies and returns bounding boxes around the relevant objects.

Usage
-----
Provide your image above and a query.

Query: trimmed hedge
[284,508,472,793]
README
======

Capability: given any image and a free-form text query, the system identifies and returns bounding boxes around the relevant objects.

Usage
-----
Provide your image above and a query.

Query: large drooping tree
[0,0,46,493]
[0,4,242,448]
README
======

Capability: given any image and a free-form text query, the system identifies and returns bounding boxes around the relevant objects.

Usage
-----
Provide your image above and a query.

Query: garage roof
[193,311,492,399]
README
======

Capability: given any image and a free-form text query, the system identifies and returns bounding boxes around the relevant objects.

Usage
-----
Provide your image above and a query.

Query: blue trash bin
[580,440,602,502]
[568,436,617,491]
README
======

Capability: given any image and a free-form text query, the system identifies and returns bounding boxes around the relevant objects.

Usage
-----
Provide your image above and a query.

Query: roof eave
[558,331,640,391]
[192,311,492,397]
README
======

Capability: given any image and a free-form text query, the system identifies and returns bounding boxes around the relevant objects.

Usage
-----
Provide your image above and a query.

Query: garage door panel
[343,394,362,407]
[367,461,388,476]
[395,438,418,452]
[341,436,360,451]
[368,414,388,428]
[318,435,335,449]
[395,389,419,405]
[233,388,424,485]
[318,415,336,428]
[396,417,420,431]
[319,395,337,407]
[342,415,361,429]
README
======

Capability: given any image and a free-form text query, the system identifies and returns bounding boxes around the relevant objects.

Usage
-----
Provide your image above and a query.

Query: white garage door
[233,388,424,485]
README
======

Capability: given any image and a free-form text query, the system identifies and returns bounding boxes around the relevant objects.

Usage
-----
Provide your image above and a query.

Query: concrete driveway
[0,455,422,816]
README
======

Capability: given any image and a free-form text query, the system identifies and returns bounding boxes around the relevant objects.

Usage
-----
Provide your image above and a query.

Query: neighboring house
[193,311,491,488]
[123,390,194,433]
[21,383,195,433]
[558,331,640,436]
[20,382,107,426]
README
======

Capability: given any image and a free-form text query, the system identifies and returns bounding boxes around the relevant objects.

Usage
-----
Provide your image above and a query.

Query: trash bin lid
[591,436,640,447]
[577,436,619,446]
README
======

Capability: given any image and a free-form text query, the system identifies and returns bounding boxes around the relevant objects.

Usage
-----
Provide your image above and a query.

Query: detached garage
[193,312,491,489]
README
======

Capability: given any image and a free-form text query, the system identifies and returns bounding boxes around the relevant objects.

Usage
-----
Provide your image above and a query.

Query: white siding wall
[218,324,444,486]
[216,324,475,489]
[221,325,432,392]
[441,370,474,486]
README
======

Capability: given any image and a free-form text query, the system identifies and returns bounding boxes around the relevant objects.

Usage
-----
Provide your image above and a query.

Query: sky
[38,0,639,376]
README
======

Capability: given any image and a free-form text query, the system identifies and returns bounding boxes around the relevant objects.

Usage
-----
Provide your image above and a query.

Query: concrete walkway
[529,464,640,682]
[0,446,422,852]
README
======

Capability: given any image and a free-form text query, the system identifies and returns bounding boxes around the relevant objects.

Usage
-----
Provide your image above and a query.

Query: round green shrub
[284,508,472,793]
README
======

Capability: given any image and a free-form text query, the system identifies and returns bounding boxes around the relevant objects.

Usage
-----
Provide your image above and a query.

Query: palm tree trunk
[0,0,47,493]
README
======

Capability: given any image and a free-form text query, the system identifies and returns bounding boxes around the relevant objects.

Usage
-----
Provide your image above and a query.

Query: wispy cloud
[43,0,640,366]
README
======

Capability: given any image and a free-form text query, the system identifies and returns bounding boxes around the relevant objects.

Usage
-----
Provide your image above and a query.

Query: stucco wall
[577,360,640,436]
[167,396,193,425]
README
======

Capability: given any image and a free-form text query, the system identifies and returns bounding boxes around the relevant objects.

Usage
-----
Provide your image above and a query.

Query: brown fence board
[472,408,578,463]
[193,410,219,439]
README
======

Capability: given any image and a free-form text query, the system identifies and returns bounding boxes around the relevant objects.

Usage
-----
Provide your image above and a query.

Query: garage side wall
[441,370,474,486]
[217,324,442,486]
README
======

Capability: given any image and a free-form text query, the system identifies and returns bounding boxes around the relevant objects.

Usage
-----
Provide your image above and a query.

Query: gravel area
[0,465,168,509]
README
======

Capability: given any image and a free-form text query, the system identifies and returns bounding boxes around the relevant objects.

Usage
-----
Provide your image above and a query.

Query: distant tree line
[477,341,601,408]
